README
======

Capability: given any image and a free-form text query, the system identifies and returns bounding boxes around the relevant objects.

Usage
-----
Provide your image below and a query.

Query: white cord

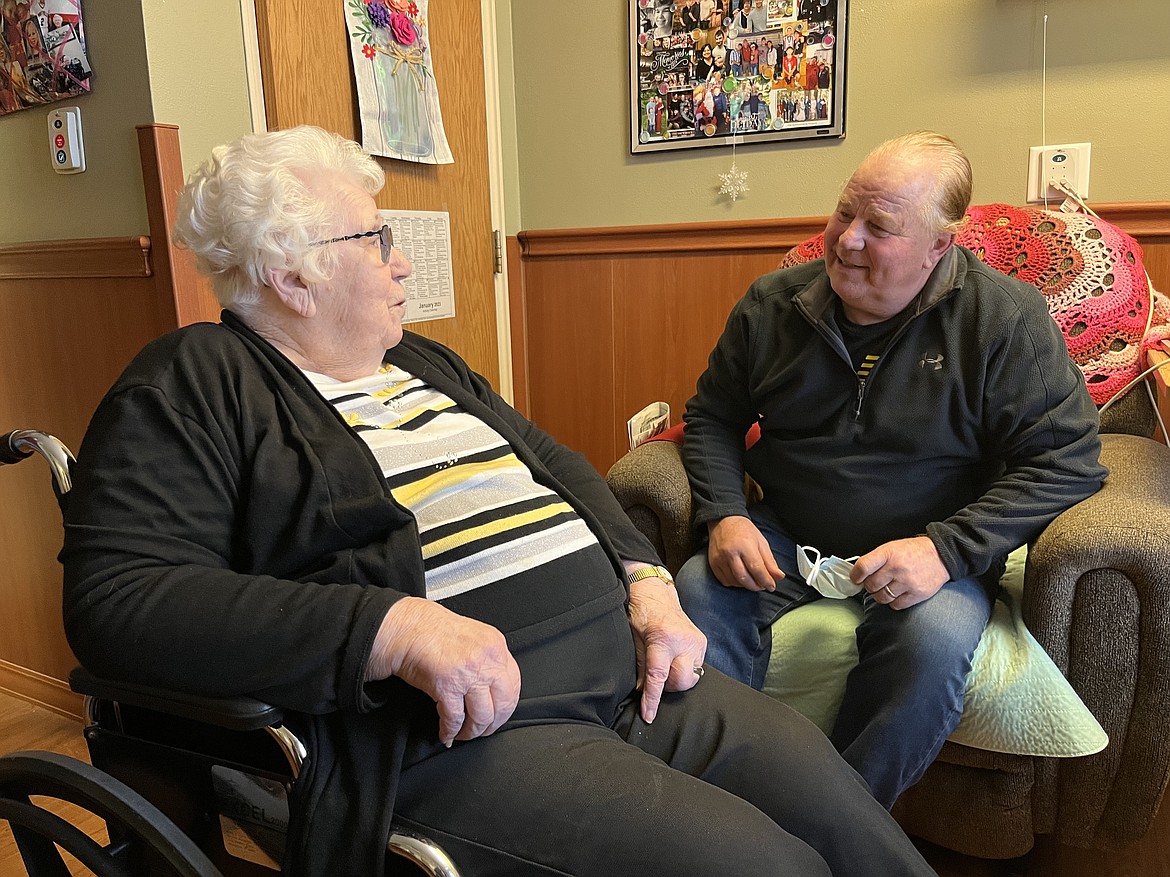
[1049,176,1164,432]
[1147,375,1169,445]
[1041,13,1049,211]
[1050,177,1095,216]
[1032,10,1166,440]
[1097,340,1170,444]
[1099,356,1167,416]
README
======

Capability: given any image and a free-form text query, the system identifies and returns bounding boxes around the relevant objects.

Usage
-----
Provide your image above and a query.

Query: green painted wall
[5,2,1164,242]
[141,0,255,180]
[0,1,253,245]
[0,4,153,243]
[494,0,522,237]
[504,0,1170,231]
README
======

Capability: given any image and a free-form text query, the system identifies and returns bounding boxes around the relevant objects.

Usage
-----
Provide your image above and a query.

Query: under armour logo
[920,352,944,370]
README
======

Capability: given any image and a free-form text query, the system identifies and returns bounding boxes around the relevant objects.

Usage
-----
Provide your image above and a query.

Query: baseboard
[0,659,83,720]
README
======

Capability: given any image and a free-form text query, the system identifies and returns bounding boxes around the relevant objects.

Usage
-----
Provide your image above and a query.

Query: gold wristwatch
[626,564,674,586]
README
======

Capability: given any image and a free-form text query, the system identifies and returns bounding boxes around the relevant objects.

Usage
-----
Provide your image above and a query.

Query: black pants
[394,669,936,877]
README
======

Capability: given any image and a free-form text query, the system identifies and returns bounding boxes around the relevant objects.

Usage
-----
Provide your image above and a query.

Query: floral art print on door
[346,0,453,165]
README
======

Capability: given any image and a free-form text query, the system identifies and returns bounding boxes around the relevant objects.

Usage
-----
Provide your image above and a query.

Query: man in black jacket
[61,126,936,877]
[675,131,1107,808]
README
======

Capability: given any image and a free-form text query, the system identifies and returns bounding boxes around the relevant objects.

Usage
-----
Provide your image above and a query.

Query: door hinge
[492,229,503,275]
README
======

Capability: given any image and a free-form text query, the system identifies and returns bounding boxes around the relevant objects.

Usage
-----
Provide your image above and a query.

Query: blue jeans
[675,502,999,808]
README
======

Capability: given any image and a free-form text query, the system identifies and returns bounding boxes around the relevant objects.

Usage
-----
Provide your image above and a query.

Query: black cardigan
[61,312,659,875]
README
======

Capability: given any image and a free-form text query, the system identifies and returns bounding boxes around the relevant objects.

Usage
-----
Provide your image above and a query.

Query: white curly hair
[174,126,385,309]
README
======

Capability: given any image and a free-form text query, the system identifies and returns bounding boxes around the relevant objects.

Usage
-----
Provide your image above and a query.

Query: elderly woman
[61,126,937,877]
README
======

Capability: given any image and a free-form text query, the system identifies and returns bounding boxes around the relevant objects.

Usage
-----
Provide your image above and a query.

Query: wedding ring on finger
[882,584,896,599]
[693,666,705,678]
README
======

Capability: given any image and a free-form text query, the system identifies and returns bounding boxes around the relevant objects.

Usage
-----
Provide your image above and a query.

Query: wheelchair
[0,750,220,876]
[1,429,460,877]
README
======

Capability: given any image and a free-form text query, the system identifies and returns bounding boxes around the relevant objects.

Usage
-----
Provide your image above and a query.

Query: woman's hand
[368,598,521,747]
[626,575,707,724]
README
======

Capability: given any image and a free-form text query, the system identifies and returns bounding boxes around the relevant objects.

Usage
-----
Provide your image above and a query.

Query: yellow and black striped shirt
[305,364,600,601]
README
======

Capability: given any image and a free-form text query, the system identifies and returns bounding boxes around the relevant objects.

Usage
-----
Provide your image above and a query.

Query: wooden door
[254,0,499,386]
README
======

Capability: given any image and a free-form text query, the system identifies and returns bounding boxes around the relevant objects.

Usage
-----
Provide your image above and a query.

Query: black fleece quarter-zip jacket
[682,246,1108,580]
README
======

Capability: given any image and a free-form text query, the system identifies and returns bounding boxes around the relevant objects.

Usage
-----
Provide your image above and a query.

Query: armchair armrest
[606,440,695,574]
[1023,433,1170,849]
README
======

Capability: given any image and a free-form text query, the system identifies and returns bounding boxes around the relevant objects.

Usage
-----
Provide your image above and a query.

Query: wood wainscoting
[0,240,172,717]
[511,203,1170,474]
[0,125,216,718]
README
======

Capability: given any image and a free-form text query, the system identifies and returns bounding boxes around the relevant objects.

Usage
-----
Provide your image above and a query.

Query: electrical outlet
[1026,143,1090,203]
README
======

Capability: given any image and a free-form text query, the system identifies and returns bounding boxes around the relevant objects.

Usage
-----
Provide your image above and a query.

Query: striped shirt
[305,364,601,602]
[835,303,904,377]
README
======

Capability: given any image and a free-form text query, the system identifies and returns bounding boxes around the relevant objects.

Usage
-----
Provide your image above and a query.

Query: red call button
[55,134,65,148]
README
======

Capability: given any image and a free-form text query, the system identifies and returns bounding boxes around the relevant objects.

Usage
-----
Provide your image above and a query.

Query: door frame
[236,0,514,403]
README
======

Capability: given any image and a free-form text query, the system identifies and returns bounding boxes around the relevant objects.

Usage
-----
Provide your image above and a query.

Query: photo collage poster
[0,0,91,117]
[632,0,845,153]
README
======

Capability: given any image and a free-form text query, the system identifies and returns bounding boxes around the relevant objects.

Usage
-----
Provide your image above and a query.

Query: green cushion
[763,548,1108,757]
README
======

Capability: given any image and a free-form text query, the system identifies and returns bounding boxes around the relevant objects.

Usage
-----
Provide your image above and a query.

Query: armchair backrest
[781,204,1170,435]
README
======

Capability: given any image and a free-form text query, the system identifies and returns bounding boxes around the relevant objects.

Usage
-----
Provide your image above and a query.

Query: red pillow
[645,422,760,448]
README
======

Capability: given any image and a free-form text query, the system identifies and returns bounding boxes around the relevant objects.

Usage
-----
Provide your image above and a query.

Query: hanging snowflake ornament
[719,162,749,202]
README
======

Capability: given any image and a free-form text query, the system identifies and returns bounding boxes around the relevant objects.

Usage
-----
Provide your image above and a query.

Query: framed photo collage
[631,0,847,154]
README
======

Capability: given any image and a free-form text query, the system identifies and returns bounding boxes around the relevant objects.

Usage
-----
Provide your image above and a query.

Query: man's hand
[367,597,521,747]
[707,516,785,592]
[851,536,949,609]
[626,575,706,724]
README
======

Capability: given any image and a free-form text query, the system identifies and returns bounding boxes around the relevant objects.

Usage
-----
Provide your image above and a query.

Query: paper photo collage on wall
[634,0,842,152]
[0,0,91,117]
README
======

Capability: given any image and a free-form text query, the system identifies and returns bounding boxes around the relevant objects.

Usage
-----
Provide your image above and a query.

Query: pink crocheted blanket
[781,204,1170,405]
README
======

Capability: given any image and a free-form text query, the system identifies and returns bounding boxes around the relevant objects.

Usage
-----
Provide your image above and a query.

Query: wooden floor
[1,687,1167,876]
[0,688,105,876]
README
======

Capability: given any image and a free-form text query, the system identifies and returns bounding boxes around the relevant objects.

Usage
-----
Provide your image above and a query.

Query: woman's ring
[693,665,705,678]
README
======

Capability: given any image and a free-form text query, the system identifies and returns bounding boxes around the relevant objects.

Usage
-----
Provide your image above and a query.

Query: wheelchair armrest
[70,667,284,732]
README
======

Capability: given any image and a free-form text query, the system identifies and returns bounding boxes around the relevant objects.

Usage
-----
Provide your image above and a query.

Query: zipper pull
[855,378,866,417]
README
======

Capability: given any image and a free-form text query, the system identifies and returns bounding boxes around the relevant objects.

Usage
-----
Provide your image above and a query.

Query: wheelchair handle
[1,429,75,494]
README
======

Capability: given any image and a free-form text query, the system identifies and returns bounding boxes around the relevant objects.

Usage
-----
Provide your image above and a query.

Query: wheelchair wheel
[0,751,221,876]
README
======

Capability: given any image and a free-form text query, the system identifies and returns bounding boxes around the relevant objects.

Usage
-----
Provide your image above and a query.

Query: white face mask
[797,544,863,599]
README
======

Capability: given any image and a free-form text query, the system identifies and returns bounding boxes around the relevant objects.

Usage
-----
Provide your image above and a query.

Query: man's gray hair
[174,126,385,308]
[863,131,973,235]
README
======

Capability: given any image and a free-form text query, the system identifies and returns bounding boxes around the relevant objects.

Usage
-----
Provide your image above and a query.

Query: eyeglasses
[312,224,393,264]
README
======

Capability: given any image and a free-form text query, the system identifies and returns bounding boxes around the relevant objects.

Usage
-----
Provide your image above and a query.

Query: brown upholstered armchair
[604,207,1170,859]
